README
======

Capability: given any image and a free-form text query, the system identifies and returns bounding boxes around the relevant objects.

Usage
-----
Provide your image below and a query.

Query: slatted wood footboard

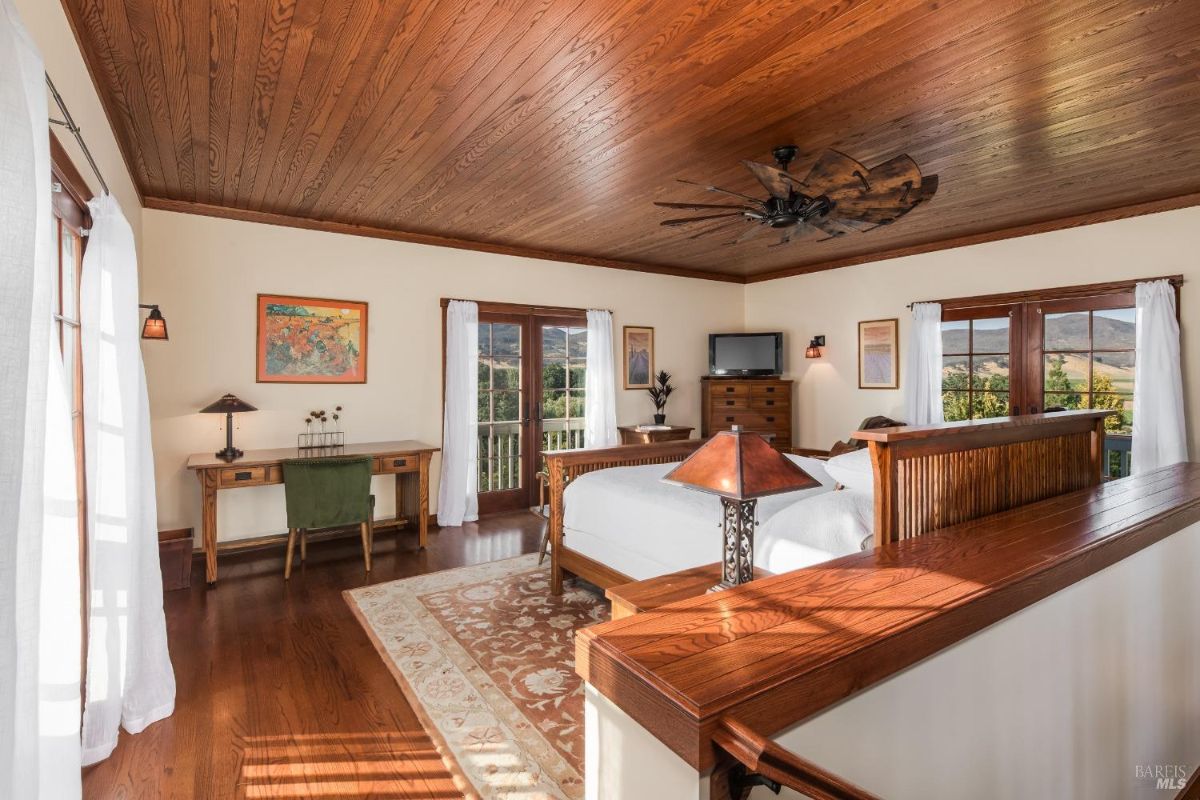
[544,439,704,594]
[853,410,1114,548]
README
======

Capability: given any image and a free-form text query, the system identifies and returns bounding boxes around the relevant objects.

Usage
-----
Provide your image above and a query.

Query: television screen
[709,333,782,376]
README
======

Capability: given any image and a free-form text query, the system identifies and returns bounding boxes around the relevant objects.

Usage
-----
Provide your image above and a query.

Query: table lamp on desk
[200,393,257,462]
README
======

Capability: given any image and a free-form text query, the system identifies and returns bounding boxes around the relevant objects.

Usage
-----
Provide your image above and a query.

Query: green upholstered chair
[281,456,374,579]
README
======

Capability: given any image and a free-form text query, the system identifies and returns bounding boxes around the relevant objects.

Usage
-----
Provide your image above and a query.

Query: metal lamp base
[215,411,242,462]
[709,497,757,592]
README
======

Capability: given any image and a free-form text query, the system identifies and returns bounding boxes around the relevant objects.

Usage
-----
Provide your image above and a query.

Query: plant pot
[653,413,666,425]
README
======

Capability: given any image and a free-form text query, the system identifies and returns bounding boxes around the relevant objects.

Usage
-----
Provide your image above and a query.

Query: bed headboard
[852,410,1115,547]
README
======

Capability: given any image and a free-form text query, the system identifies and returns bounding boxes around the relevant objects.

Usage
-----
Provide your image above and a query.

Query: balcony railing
[477,420,585,492]
[1105,433,1132,479]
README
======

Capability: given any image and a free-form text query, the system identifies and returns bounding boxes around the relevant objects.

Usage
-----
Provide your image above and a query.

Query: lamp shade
[663,426,820,500]
[141,306,168,340]
[199,393,258,414]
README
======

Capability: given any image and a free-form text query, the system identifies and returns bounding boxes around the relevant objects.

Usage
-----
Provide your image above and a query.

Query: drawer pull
[725,387,735,393]
[392,458,407,468]
[765,400,775,407]
[765,387,775,393]
[725,416,734,422]
[765,416,775,423]
[724,400,734,406]
[234,471,253,481]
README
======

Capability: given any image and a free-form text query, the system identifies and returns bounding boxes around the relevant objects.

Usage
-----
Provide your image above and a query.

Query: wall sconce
[805,335,825,358]
[139,303,168,340]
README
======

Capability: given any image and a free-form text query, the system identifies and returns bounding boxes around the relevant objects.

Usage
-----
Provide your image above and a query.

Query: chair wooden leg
[285,527,298,580]
[367,514,375,554]
[360,522,372,572]
[300,531,307,562]
[538,527,551,566]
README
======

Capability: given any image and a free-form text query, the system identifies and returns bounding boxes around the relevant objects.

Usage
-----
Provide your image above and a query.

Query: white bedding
[562,455,874,581]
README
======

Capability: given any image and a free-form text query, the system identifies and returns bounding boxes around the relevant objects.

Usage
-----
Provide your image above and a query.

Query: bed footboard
[544,439,704,595]
[854,410,1114,547]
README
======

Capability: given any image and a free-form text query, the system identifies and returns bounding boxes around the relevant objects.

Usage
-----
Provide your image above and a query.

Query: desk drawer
[218,465,269,487]
[375,455,418,474]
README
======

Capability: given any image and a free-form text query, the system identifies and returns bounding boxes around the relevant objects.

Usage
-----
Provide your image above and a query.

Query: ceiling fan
[656,145,938,246]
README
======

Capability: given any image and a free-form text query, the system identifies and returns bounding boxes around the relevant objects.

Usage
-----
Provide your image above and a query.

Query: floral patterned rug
[344,554,608,799]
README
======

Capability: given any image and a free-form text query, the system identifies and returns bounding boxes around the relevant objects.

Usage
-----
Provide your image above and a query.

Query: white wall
[14,0,141,247]
[141,209,744,539]
[745,206,1200,455]
[584,519,1200,800]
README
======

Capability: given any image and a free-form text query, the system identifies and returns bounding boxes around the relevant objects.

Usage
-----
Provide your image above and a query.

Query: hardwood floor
[82,512,545,799]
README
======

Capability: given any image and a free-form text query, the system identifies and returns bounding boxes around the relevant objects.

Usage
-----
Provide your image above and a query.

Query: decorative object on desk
[256,294,367,384]
[805,335,825,358]
[663,425,819,591]
[622,325,654,389]
[858,318,899,389]
[298,406,345,450]
[199,393,257,461]
[646,369,674,424]
[138,303,168,340]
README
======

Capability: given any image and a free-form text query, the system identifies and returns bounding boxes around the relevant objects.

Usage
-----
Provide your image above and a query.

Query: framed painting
[256,294,368,383]
[858,318,899,389]
[623,326,654,389]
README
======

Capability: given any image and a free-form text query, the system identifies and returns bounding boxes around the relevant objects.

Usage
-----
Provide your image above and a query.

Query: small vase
[653,413,666,425]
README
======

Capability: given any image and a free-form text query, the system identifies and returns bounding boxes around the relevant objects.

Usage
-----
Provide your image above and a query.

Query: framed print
[858,318,899,389]
[256,294,368,383]
[622,326,654,389]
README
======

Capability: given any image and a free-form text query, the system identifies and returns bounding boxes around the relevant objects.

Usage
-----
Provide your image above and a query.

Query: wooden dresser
[700,376,793,449]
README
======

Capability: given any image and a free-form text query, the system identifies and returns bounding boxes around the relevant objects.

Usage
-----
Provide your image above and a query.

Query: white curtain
[0,2,84,797]
[902,302,944,425]
[437,300,479,526]
[584,309,618,448]
[79,194,175,764]
[1132,280,1187,474]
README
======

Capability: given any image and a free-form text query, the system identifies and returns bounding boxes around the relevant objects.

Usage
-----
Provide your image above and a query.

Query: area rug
[344,555,608,800]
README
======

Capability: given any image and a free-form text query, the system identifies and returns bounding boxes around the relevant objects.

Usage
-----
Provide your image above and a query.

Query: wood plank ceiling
[62,0,1200,282]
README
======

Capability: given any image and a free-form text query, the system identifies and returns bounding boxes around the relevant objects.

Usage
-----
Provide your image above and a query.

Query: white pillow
[824,448,873,494]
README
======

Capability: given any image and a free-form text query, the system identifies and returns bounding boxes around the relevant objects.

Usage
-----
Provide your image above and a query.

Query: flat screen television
[708,332,783,376]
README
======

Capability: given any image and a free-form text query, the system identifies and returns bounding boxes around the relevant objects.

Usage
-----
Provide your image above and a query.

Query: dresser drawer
[375,454,419,474]
[709,411,789,431]
[750,383,788,400]
[218,465,269,487]
[711,382,751,399]
[713,395,751,411]
[749,394,789,412]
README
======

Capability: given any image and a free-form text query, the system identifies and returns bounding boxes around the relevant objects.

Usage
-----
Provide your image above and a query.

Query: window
[933,278,1177,478]
[1042,307,1134,434]
[941,313,1011,421]
[477,320,523,493]
[540,324,586,452]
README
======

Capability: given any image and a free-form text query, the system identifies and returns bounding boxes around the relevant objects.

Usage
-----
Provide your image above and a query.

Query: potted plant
[647,370,674,425]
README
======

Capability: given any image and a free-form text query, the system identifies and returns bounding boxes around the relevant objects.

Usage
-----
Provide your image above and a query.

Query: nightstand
[617,425,694,445]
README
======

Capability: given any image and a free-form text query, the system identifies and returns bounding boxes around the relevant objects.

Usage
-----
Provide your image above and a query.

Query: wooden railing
[476,422,586,492]
[712,717,880,800]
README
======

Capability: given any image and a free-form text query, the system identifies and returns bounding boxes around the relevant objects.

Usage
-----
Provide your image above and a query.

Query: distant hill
[942,312,1134,368]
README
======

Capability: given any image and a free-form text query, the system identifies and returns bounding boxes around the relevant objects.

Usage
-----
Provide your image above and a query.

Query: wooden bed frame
[544,411,1114,595]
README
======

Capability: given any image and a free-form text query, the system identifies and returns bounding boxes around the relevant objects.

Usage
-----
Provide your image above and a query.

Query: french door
[940,286,1139,475]
[474,309,587,515]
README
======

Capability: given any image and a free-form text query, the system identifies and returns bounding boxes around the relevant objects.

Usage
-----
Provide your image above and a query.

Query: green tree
[1091,373,1130,433]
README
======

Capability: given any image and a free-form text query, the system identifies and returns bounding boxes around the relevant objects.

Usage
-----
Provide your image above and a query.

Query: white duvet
[562,455,874,581]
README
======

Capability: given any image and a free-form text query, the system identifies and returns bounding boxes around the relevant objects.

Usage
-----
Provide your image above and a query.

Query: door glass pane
[971,390,1009,419]
[1093,308,1135,350]
[971,353,1008,391]
[1044,312,1089,351]
[1091,353,1133,394]
[477,322,522,493]
[971,317,1009,353]
[541,324,587,454]
[943,392,970,422]
[941,320,968,354]
[942,355,968,391]
[1044,354,1086,396]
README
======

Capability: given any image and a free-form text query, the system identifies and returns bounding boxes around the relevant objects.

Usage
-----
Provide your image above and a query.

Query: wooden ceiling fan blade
[918,174,939,202]
[797,149,868,198]
[654,201,755,210]
[808,215,856,238]
[660,212,745,226]
[677,179,765,205]
[862,154,922,195]
[725,223,768,245]
[741,160,793,200]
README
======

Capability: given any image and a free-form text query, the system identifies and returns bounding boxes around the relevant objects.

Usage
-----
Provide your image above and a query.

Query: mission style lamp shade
[200,393,257,462]
[139,304,168,340]
[664,426,820,591]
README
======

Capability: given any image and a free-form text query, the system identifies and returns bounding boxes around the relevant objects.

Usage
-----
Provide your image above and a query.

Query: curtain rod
[45,73,109,196]
[906,275,1185,310]
[440,297,611,314]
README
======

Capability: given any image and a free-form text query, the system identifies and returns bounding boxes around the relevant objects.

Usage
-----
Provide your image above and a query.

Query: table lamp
[664,425,820,591]
[200,393,257,462]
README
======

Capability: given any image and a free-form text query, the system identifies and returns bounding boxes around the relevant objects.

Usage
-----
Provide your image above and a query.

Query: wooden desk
[606,563,771,620]
[187,440,439,584]
[617,425,694,445]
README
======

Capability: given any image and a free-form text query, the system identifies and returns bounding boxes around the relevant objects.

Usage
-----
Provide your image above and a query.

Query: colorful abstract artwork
[256,294,367,383]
